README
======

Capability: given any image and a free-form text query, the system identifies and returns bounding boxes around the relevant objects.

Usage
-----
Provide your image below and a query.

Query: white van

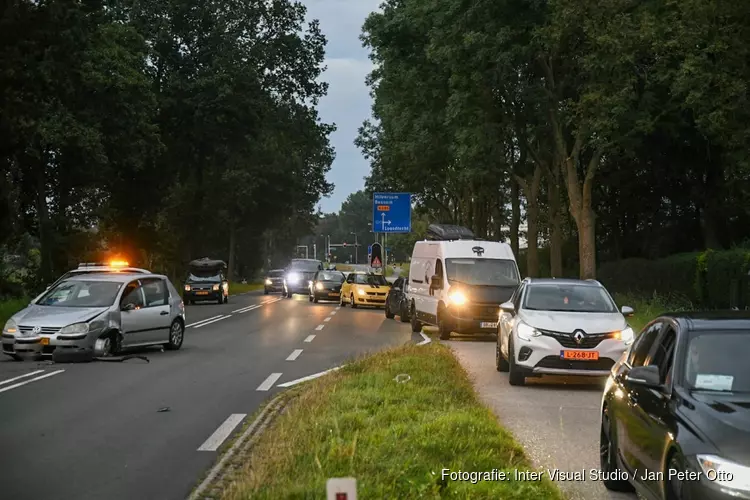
[406,226,521,339]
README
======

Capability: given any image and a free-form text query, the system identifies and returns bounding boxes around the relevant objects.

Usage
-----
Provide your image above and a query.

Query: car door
[612,320,664,475]
[119,279,151,346]
[390,277,404,309]
[500,283,525,357]
[138,277,173,344]
[342,273,354,298]
[635,324,678,497]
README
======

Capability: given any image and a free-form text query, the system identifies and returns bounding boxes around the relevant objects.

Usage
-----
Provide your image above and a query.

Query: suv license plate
[480,322,498,328]
[561,350,599,360]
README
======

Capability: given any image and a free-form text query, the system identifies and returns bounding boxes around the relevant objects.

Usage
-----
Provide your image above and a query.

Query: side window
[628,321,663,367]
[393,277,403,288]
[141,278,168,307]
[347,274,354,284]
[647,326,677,384]
[120,280,145,309]
[435,259,444,277]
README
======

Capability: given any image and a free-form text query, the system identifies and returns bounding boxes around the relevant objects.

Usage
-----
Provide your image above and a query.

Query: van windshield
[445,258,519,286]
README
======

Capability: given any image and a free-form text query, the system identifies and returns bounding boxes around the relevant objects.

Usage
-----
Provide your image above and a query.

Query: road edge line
[416,332,431,346]
[187,393,288,500]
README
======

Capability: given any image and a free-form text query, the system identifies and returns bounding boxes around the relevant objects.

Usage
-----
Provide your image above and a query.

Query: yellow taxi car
[340,272,391,308]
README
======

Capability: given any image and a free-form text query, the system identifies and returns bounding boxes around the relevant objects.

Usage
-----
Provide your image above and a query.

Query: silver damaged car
[2,274,186,360]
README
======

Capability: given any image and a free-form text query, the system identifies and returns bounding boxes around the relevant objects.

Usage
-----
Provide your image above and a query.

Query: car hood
[354,284,390,292]
[681,392,750,464]
[520,310,627,334]
[450,283,516,304]
[12,304,109,327]
[317,281,343,289]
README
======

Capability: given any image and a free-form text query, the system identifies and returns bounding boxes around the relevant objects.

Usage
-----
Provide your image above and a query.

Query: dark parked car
[600,312,750,500]
[308,270,346,303]
[264,269,285,294]
[385,277,409,322]
[283,259,323,297]
[183,258,229,304]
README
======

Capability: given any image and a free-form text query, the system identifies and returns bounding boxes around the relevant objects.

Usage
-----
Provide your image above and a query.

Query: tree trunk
[547,169,563,277]
[516,166,543,277]
[510,179,520,256]
[228,224,237,280]
[577,206,597,279]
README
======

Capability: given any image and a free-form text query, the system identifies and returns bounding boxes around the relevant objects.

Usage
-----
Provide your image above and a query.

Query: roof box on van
[425,224,475,241]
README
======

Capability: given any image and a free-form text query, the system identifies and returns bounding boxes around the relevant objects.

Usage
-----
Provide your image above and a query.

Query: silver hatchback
[2,273,186,360]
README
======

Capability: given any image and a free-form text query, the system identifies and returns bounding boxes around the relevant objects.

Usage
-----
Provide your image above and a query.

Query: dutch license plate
[561,350,599,361]
[196,291,209,295]
[40,337,50,345]
[481,322,498,329]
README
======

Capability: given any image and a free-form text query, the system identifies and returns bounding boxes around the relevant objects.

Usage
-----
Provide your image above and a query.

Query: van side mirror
[621,306,634,317]
[625,365,661,388]
[500,301,515,313]
[431,276,443,289]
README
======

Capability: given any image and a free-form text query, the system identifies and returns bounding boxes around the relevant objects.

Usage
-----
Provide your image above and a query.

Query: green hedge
[598,248,750,309]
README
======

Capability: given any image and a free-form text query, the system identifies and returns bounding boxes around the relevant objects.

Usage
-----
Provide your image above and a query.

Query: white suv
[496,278,635,386]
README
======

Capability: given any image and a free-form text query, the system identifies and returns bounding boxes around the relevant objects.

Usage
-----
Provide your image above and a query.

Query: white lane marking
[315,324,325,331]
[286,349,303,361]
[417,332,431,346]
[186,315,223,328]
[197,413,247,451]
[235,304,261,314]
[193,315,231,328]
[264,297,282,304]
[277,366,345,388]
[256,373,282,391]
[0,370,45,387]
[324,317,331,322]
[304,335,315,343]
[330,311,336,315]
[0,370,65,394]
[336,306,341,310]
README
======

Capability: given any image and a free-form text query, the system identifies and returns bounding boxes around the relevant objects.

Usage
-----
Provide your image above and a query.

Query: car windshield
[317,272,343,282]
[685,332,750,393]
[445,258,519,286]
[188,272,221,282]
[355,274,388,286]
[268,271,284,277]
[289,261,321,272]
[523,284,617,313]
[36,280,122,307]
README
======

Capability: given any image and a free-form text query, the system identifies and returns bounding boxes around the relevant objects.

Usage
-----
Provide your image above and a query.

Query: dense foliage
[0,0,334,295]
[357,0,750,280]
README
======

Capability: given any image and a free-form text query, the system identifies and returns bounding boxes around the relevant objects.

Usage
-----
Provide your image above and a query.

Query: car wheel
[508,337,525,386]
[165,320,184,351]
[264,288,269,295]
[496,339,509,372]
[600,409,634,491]
[340,294,347,307]
[410,303,422,333]
[385,301,395,319]
[351,294,358,308]
[224,294,229,304]
[217,294,223,305]
[95,332,121,357]
[313,295,319,303]
[399,302,410,322]
[437,309,451,340]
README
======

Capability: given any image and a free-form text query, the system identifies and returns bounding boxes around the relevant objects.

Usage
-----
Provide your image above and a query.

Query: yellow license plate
[196,291,209,295]
[40,338,50,345]
[561,350,599,360]
[329,292,339,296]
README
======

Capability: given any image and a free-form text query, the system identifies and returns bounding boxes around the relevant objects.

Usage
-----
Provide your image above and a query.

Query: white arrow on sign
[380,212,391,227]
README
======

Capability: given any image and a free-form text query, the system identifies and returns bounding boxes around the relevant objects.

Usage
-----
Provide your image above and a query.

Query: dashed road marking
[286,349,303,361]
[197,414,247,451]
[324,317,331,322]
[315,324,325,331]
[256,373,282,391]
[0,370,45,387]
[330,311,337,315]
[304,335,315,343]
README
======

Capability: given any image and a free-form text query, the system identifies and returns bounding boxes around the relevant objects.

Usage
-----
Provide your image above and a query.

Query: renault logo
[573,330,585,344]
[31,326,42,335]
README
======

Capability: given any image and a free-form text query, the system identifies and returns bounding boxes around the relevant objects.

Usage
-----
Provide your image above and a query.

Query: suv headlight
[212,284,220,291]
[617,327,635,345]
[3,319,17,335]
[184,284,191,291]
[265,279,272,285]
[315,282,324,291]
[517,322,542,341]
[287,273,300,283]
[59,323,89,335]
[447,291,467,306]
[697,455,750,492]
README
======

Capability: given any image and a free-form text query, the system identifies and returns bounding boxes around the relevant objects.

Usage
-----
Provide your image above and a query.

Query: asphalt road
[0,291,411,500]
[449,339,635,500]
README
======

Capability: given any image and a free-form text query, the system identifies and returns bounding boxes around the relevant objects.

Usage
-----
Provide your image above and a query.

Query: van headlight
[517,322,541,341]
[212,284,220,291]
[447,291,467,306]
[617,327,635,345]
[287,273,300,283]
[265,279,272,285]
[184,284,191,291]
[60,323,89,335]
[3,319,17,335]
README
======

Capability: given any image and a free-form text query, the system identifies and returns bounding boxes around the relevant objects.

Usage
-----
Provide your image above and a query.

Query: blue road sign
[372,192,411,233]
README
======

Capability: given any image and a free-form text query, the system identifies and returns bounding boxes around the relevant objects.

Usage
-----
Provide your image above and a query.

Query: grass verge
[0,297,28,326]
[615,292,693,332]
[229,282,264,294]
[219,343,563,499]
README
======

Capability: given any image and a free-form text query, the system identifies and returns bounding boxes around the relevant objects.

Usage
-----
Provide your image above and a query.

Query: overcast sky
[303,0,380,214]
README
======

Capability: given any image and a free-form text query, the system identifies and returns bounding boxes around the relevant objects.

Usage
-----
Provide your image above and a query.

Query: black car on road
[264,269,285,294]
[385,276,409,322]
[600,312,750,500]
[284,259,323,298]
[183,258,229,304]
[308,270,346,303]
